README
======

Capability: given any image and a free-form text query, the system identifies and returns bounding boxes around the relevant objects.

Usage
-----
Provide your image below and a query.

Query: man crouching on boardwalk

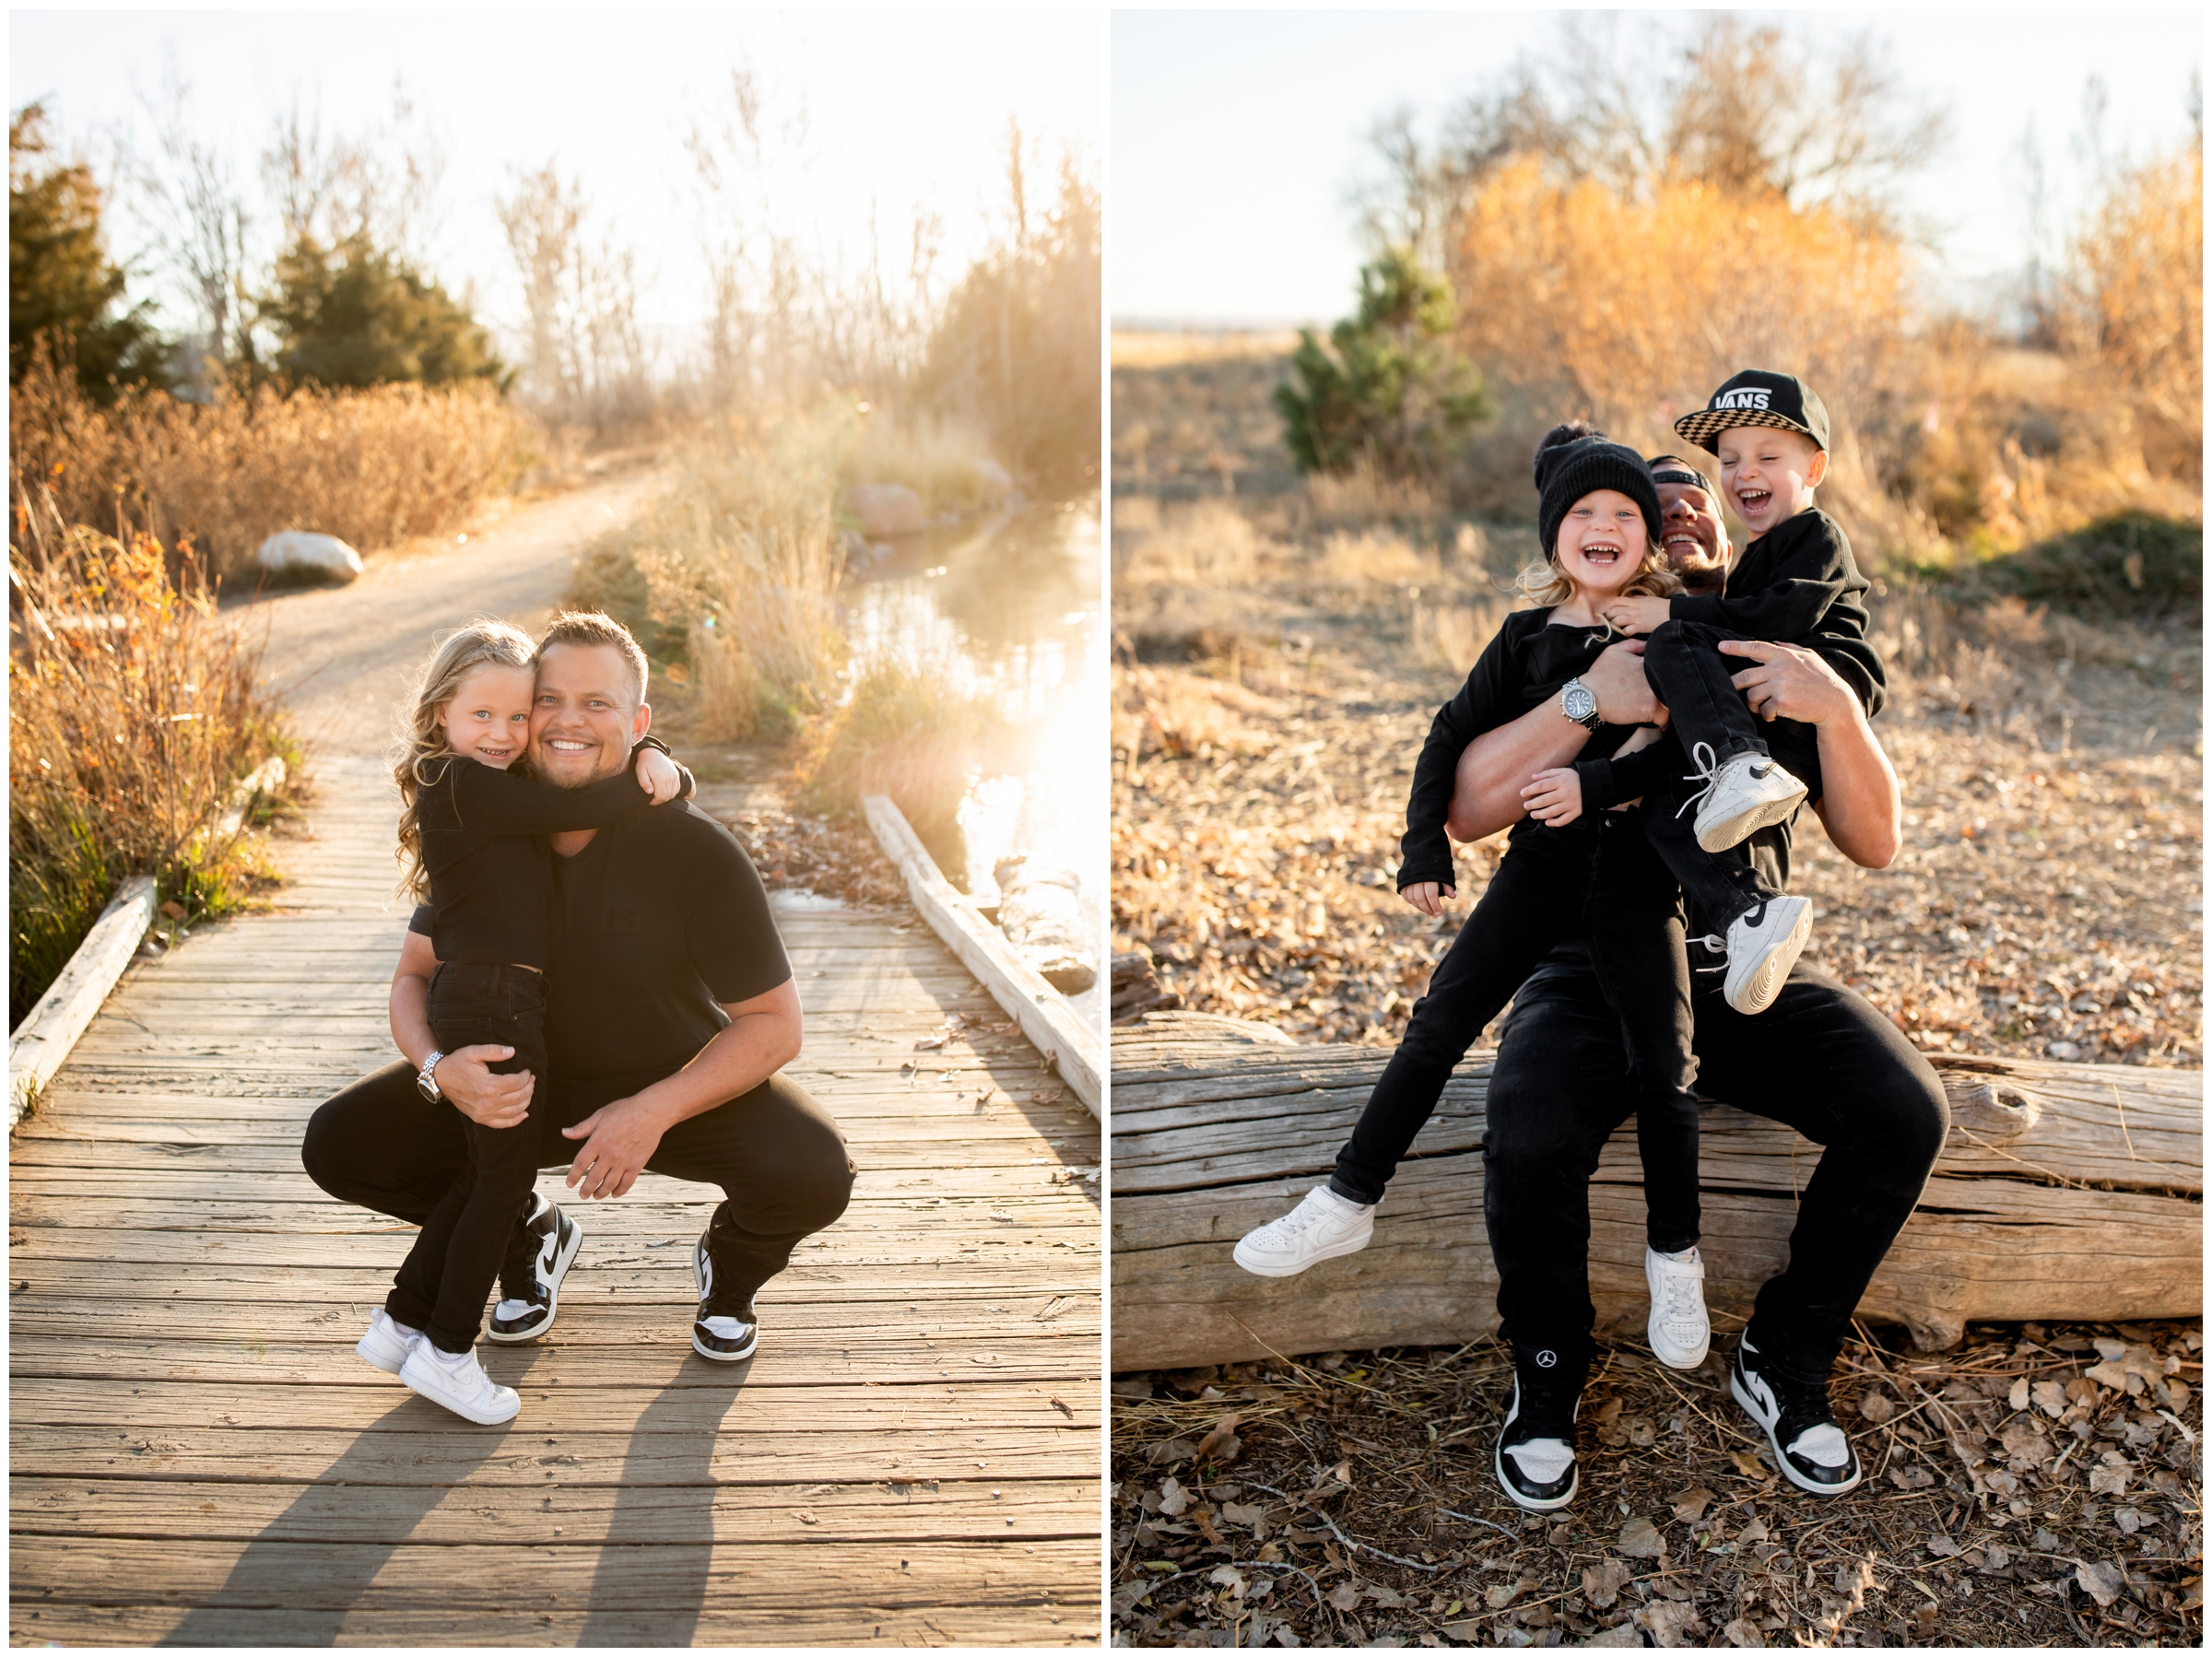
[304,611,855,1383]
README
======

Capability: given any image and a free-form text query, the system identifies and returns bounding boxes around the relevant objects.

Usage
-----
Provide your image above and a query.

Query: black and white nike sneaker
[485,1193,582,1345]
[1493,1369,1583,1511]
[1730,1335,1863,1495]
[691,1211,759,1363]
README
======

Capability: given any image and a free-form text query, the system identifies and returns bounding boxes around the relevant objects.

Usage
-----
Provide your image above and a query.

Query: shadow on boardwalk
[11,726,1101,1643]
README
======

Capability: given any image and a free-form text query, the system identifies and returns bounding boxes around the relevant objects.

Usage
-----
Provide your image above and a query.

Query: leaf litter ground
[1112,1322,2202,1647]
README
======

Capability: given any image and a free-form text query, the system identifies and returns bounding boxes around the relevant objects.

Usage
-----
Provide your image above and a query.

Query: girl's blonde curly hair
[391,618,538,899]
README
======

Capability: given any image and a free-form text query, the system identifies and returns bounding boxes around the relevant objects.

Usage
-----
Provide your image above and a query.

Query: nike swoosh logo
[1749,764,1774,779]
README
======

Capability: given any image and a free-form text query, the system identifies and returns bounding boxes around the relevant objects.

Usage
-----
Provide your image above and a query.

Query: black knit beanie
[1533,422,1665,559]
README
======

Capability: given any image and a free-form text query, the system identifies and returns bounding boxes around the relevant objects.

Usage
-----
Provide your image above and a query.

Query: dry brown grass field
[1107,331,2202,1647]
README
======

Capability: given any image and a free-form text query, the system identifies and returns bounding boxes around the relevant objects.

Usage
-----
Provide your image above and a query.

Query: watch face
[1564,685,1595,722]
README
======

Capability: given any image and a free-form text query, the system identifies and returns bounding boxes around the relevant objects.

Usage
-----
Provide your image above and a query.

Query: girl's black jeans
[1331,811,1702,1253]
[388,962,549,1355]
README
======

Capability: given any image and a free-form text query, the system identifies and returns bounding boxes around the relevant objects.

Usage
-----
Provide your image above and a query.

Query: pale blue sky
[11,8,1104,348]
[1112,8,2204,325]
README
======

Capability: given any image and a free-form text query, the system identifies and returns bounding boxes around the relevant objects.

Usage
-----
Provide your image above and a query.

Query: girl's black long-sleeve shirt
[1397,609,1638,892]
[418,753,692,970]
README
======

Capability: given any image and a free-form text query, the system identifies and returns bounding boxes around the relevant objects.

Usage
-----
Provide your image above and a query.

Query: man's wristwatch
[416,1050,446,1103]
[1559,677,1603,731]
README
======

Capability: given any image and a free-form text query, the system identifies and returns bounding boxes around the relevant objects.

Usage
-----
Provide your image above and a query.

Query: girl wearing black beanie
[1235,424,1734,1510]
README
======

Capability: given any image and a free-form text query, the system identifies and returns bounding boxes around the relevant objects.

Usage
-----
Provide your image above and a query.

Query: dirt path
[245,466,667,751]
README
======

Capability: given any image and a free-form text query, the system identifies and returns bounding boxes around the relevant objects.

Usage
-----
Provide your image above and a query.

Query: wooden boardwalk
[12,697,1102,1633]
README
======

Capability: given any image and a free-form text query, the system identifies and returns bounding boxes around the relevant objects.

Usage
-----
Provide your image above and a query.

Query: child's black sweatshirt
[418,752,692,970]
[1397,610,1638,892]
[1667,507,1869,644]
[1572,509,1887,814]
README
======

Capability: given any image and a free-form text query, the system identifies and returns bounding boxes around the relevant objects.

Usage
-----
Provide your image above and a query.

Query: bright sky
[1112,8,2204,325]
[11,7,1103,353]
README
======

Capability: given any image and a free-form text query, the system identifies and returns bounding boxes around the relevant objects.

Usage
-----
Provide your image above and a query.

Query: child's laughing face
[1556,488,1652,599]
[1715,426,1827,537]
[438,663,536,769]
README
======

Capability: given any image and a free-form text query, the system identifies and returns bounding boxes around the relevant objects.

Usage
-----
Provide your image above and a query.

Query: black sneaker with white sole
[1730,1335,1863,1495]
[485,1193,582,1345]
[691,1209,759,1363]
[1493,1369,1583,1511]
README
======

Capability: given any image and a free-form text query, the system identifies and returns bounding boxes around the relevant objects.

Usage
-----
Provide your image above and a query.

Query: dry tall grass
[841,411,1004,517]
[794,652,1005,855]
[8,488,291,1025]
[9,347,532,582]
[568,415,847,741]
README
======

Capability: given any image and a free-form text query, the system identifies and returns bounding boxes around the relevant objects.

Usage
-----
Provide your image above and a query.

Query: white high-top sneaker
[1644,1245,1711,1369]
[399,1342,521,1425]
[1715,895,1813,1015]
[1684,744,1808,852]
[355,1309,420,1377]
[1232,1187,1375,1277]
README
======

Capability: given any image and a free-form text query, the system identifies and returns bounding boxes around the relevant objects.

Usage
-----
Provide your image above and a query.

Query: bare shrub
[8,488,291,1023]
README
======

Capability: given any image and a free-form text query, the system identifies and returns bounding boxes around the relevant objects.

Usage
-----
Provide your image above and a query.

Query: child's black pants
[1331,811,1702,1253]
[1636,619,1828,933]
[388,962,548,1354]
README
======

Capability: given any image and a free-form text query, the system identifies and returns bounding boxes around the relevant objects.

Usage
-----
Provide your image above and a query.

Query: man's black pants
[1484,953,1948,1389]
[1333,813,1702,1253]
[303,1061,856,1316]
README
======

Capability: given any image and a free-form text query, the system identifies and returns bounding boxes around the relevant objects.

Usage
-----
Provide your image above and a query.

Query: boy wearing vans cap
[1572,370,1879,1017]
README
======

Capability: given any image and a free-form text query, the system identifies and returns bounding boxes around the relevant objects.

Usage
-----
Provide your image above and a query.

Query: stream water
[845,495,1106,1034]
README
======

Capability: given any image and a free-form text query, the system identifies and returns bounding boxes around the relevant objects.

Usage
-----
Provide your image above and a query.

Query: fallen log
[1110,1013,2202,1372]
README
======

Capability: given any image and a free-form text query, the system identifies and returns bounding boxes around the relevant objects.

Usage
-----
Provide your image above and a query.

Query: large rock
[847,483,926,539]
[255,531,363,585]
[994,854,1097,994]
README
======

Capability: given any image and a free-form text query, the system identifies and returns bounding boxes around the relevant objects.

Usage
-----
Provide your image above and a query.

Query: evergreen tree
[9,104,167,400]
[263,232,507,390]
[1276,247,1490,479]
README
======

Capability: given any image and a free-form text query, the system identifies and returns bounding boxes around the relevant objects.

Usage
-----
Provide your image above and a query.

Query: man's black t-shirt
[410,800,791,1084]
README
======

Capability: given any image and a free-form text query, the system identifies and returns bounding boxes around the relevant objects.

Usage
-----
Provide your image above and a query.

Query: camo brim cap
[1673,370,1830,453]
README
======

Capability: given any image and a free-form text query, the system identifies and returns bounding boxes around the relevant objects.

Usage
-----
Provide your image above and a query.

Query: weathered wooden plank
[11,1374,1096,1428]
[6,1534,1098,1611]
[1110,1027,2202,1368]
[10,1475,1100,1545]
[8,876,158,1127]
[865,793,1102,1116]
[11,1603,1089,1646]
[12,1424,1087,1486]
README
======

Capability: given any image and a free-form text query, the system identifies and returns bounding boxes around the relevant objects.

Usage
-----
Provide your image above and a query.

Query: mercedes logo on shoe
[1534,1349,1557,1369]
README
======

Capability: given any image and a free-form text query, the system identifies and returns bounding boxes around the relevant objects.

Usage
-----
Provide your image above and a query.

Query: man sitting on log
[1444,455,1948,1510]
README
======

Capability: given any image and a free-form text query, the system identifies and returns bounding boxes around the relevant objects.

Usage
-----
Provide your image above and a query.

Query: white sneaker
[1644,1245,1711,1369]
[1685,745,1807,852]
[399,1342,521,1425]
[1232,1186,1375,1277]
[356,1309,420,1377]
[1720,895,1812,1015]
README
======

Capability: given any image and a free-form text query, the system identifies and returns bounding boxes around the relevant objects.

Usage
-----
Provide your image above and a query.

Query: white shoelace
[1250,1191,1355,1246]
[1653,1252,1705,1338]
[1674,740,1722,819]
[1687,931,1730,974]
